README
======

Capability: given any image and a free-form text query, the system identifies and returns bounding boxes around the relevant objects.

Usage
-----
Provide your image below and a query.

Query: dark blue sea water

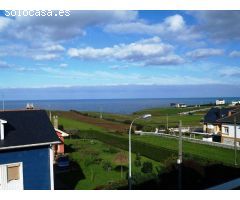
[1,97,240,114]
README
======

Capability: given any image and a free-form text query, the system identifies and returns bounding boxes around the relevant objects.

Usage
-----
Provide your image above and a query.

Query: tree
[113,152,128,178]
[141,161,153,173]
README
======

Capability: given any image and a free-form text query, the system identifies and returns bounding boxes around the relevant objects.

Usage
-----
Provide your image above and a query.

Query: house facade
[217,111,240,146]
[216,99,225,105]
[0,110,60,190]
[170,103,187,108]
[203,107,231,134]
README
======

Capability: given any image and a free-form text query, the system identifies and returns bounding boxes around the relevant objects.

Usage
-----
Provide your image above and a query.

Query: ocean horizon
[1,97,240,114]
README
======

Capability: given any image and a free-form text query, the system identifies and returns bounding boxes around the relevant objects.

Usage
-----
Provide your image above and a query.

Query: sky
[0,10,240,99]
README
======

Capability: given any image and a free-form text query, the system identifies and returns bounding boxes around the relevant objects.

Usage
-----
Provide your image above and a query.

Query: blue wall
[0,145,51,190]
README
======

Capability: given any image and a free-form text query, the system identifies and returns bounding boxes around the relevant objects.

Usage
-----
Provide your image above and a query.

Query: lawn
[60,139,161,189]
[134,106,211,116]
[58,116,105,131]
[79,107,207,129]
[57,114,240,166]
[55,113,240,189]
[132,135,240,166]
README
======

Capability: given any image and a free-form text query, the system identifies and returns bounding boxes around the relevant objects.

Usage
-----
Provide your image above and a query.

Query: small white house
[216,99,225,105]
[231,101,240,106]
[170,103,187,108]
[217,112,240,146]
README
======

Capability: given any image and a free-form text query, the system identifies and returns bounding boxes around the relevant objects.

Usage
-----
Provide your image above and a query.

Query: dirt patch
[56,111,129,133]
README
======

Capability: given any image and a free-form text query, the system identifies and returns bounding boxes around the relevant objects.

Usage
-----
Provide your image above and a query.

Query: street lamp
[128,114,152,190]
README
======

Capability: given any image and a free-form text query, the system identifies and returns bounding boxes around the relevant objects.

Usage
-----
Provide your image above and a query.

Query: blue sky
[0,10,240,99]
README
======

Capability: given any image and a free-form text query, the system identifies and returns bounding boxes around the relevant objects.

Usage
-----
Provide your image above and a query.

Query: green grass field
[81,107,205,129]
[61,138,161,189]
[58,114,240,166]
[134,106,210,116]
[132,135,240,166]
[55,109,240,189]
[59,116,105,131]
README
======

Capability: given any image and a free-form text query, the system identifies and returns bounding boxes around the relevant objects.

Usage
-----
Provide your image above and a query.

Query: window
[224,127,229,134]
[7,164,20,182]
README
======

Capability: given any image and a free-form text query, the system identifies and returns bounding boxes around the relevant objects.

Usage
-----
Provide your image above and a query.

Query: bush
[84,156,96,167]
[135,123,144,130]
[131,172,157,186]
[103,146,119,154]
[123,120,132,124]
[95,179,128,190]
[164,155,178,171]
[58,124,64,131]
[102,161,112,172]
[142,126,154,132]
[141,161,153,173]
[134,153,142,167]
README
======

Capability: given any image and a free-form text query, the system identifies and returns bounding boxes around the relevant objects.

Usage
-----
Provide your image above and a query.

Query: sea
[1,97,240,115]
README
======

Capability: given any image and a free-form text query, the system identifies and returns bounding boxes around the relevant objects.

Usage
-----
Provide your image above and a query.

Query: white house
[170,103,187,108]
[216,99,225,105]
[217,112,240,146]
[231,101,240,106]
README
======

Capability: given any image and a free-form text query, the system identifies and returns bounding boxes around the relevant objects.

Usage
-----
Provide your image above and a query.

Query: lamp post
[128,114,152,190]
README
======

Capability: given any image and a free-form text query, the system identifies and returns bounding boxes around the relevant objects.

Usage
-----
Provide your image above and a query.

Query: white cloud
[186,48,224,59]
[109,65,129,70]
[0,17,12,31]
[145,55,185,66]
[1,11,138,43]
[0,43,65,61]
[68,36,184,66]
[104,14,201,41]
[192,11,240,41]
[32,54,59,61]
[38,66,221,85]
[43,44,65,52]
[229,51,240,57]
[219,67,240,77]
[59,63,68,68]
[0,60,11,68]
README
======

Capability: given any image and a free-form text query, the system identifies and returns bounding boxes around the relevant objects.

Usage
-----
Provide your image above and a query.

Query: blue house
[0,110,61,190]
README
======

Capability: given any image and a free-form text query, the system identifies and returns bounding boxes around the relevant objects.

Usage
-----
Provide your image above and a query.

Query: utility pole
[2,93,4,111]
[178,120,182,190]
[100,107,103,119]
[234,116,237,166]
[178,120,183,164]
[166,114,169,130]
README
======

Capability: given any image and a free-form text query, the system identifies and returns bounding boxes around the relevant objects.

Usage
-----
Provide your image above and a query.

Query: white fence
[138,131,240,150]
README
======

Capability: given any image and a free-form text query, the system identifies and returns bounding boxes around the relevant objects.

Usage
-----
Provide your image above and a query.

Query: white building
[170,103,187,108]
[218,112,240,146]
[216,99,225,105]
[231,101,240,106]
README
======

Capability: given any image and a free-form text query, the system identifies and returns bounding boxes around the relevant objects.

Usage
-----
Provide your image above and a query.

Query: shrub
[58,124,64,131]
[131,172,157,186]
[135,123,144,130]
[141,161,153,173]
[103,146,119,154]
[142,126,154,132]
[102,161,112,172]
[123,120,132,124]
[95,179,128,190]
[134,153,142,167]
[84,156,96,167]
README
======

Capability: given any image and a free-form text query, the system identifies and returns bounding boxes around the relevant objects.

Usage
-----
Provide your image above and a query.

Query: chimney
[228,111,232,116]
[53,116,58,129]
[0,119,7,140]
[49,111,52,122]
